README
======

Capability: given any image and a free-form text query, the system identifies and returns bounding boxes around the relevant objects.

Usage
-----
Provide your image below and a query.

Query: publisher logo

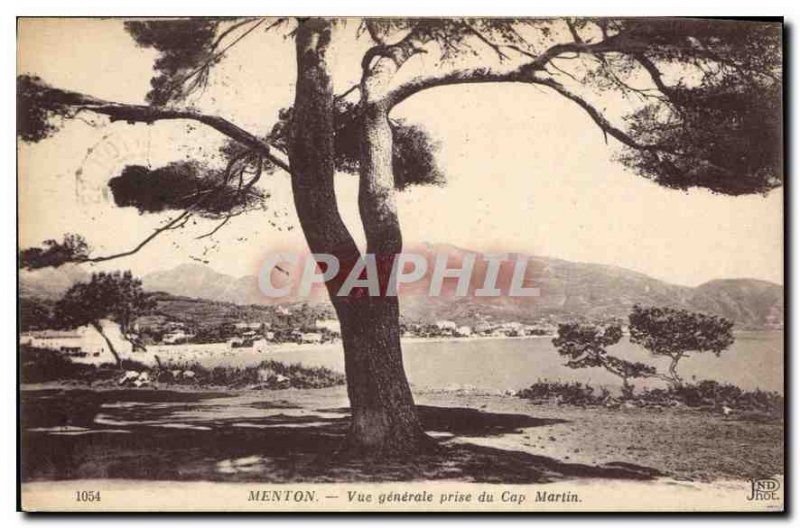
[747,478,780,501]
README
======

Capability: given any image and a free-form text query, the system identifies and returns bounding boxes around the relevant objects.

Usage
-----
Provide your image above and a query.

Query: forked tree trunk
[288,19,429,456]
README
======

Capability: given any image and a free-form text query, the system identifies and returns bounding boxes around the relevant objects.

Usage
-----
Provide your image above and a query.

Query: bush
[517,378,783,417]
[20,345,346,390]
[159,360,346,389]
[516,380,610,406]
[637,380,783,415]
[20,346,95,383]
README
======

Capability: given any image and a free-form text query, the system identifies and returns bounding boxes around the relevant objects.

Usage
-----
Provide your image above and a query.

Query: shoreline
[23,331,784,394]
[266,333,553,355]
[140,328,784,359]
[122,334,557,363]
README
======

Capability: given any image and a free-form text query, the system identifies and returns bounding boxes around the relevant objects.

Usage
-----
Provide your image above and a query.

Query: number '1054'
[75,491,101,502]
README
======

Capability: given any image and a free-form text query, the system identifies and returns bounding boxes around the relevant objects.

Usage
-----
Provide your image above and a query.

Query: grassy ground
[20,384,782,484]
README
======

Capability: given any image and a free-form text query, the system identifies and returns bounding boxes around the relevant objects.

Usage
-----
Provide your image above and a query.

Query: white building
[162,330,195,344]
[300,332,323,344]
[20,320,133,365]
[21,328,104,354]
[455,326,473,337]
[234,322,263,331]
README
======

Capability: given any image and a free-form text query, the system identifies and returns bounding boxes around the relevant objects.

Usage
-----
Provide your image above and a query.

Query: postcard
[17,16,784,512]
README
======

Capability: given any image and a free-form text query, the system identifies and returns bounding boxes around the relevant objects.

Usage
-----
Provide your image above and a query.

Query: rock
[183,370,196,379]
[119,370,139,385]
[275,374,289,383]
[170,370,182,379]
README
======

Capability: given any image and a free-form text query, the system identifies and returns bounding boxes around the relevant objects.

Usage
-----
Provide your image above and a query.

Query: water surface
[177,331,783,393]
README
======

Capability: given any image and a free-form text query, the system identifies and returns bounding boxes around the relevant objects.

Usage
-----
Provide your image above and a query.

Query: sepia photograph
[16,14,784,512]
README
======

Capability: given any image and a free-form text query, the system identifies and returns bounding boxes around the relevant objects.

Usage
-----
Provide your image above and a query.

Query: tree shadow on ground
[21,389,662,483]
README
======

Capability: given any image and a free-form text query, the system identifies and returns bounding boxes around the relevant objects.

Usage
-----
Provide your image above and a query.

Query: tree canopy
[54,271,155,360]
[18,18,782,267]
[628,304,736,357]
[628,304,735,386]
[552,322,656,395]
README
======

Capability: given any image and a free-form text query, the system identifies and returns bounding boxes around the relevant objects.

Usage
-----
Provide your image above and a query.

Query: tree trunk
[334,296,431,455]
[620,378,634,399]
[288,19,428,456]
[91,320,121,368]
[667,353,684,388]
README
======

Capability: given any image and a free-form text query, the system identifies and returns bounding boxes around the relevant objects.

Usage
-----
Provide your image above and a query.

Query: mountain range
[19,244,783,328]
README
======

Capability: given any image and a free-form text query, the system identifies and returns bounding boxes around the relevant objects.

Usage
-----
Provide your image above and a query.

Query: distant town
[20,300,576,360]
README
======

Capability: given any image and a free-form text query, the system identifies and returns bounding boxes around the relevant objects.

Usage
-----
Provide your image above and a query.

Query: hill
[18,245,783,328]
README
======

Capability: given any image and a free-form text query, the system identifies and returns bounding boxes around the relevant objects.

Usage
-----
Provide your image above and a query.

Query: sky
[17,18,784,287]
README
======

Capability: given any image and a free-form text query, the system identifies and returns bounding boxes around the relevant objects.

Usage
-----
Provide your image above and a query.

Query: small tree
[53,271,155,367]
[628,305,735,388]
[552,323,656,397]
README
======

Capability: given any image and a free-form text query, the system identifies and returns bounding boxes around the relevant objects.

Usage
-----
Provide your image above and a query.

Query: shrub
[19,345,346,390]
[20,346,94,383]
[143,359,345,389]
[516,380,609,406]
[637,380,783,415]
[517,377,783,418]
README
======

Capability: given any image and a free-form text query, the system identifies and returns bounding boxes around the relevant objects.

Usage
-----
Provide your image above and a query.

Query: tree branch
[335,84,360,101]
[195,210,244,239]
[532,79,750,180]
[385,32,634,107]
[91,101,291,173]
[565,19,584,44]
[379,30,668,155]
[37,85,292,174]
[166,18,270,101]
[361,21,431,77]
[211,17,261,50]
[530,78,663,151]
[78,210,194,264]
[633,52,680,104]
[462,21,510,61]
[363,19,389,45]
[35,138,270,267]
